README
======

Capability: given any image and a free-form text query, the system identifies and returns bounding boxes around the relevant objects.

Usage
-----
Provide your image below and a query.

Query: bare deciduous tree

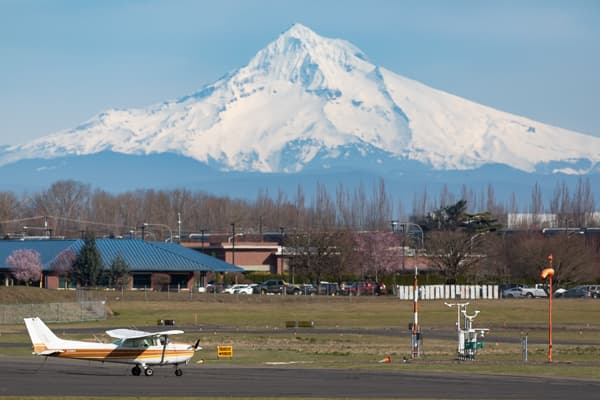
[287,229,353,283]
[427,231,481,283]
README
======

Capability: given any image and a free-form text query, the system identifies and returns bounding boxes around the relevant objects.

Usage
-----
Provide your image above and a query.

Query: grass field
[1,287,600,379]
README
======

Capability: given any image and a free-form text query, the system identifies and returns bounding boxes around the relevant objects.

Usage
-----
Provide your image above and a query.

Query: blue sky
[1,0,599,146]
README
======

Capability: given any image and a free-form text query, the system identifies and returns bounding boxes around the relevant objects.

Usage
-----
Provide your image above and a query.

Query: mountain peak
[1,24,599,176]
[281,23,319,40]
[245,23,371,90]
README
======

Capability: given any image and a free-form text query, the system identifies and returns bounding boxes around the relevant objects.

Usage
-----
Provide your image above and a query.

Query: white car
[223,284,250,294]
[234,284,256,295]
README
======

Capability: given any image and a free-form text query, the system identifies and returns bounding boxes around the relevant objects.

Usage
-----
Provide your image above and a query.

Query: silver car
[502,287,525,298]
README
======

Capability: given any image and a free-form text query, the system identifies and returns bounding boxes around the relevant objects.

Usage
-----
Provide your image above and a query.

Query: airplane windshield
[120,337,159,348]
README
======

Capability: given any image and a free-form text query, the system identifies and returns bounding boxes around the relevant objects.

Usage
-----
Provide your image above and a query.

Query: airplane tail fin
[24,317,62,355]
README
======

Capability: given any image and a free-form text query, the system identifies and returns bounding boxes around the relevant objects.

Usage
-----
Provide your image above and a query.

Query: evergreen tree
[72,232,103,287]
[107,254,130,289]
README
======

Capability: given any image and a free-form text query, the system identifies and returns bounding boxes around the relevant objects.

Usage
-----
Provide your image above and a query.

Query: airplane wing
[106,328,184,339]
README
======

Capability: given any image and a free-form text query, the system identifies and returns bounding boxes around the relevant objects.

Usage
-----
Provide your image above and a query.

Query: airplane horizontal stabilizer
[36,349,64,356]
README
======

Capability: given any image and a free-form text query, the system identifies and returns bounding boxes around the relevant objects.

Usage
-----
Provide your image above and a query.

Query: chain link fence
[0,301,106,324]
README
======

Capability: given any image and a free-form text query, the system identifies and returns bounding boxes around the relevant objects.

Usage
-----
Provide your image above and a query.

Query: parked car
[519,284,548,298]
[298,283,317,296]
[223,284,251,294]
[499,283,523,296]
[233,284,256,295]
[340,281,385,296]
[554,288,567,297]
[580,285,600,298]
[256,279,301,295]
[317,282,341,296]
[203,281,225,293]
[502,287,525,298]
[556,286,598,298]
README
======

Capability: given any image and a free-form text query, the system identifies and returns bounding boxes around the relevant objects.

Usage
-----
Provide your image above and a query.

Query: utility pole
[177,212,182,243]
[230,223,236,266]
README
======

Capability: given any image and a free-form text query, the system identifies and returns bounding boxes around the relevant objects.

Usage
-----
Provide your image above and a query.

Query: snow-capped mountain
[1,23,599,176]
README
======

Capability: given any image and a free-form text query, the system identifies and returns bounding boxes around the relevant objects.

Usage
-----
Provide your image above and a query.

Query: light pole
[143,222,173,242]
[230,223,236,266]
[280,227,291,282]
[177,212,182,243]
[200,229,206,248]
[541,254,555,363]
[23,216,52,237]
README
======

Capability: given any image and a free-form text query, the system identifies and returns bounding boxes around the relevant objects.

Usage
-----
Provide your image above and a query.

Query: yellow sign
[217,345,233,358]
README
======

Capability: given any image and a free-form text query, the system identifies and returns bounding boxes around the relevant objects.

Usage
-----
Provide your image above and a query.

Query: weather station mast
[392,220,424,359]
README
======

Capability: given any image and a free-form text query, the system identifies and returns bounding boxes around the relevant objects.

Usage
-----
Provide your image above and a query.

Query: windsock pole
[541,254,555,363]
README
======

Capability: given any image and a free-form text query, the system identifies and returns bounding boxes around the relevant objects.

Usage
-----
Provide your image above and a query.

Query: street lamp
[23,225,53,238]
[143,222,173,242]
[200,229,206,247]
[230,223,236,266]
[23,216,52,237]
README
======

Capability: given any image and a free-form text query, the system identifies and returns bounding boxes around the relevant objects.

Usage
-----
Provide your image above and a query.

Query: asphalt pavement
[1,356,599,398]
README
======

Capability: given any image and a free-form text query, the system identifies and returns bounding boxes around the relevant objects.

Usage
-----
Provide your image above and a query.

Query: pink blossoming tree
[6,249,42,286]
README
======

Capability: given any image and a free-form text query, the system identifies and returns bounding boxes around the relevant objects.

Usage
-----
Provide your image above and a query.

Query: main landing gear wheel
[132,366,141,376]
[175,368,183,376]
[144,367,154,376]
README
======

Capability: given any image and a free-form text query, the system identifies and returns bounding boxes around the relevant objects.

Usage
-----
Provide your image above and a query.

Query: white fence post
[395,284,501,300]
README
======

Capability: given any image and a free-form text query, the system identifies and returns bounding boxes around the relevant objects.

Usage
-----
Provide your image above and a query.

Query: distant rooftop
[0,239,243,273]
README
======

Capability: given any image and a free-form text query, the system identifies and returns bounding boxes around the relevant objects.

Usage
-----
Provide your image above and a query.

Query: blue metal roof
[0,240,76,271]
[0,239,243,273]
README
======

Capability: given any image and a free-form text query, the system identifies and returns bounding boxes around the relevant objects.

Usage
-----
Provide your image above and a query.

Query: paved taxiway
[1,356,599,398]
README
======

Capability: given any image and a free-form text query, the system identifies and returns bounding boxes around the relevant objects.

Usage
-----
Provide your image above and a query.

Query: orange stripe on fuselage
[57,349,194,360]
[32,343,193,362]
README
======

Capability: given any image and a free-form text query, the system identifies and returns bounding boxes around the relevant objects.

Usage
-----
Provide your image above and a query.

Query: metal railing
[0,301,106,324]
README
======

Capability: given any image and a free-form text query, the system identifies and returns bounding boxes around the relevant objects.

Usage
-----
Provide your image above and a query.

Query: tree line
[1,178,598,287]
[282,199,599,288]
[0,178,597,240]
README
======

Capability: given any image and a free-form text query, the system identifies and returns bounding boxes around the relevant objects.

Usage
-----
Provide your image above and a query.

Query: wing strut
[160,335,168,365]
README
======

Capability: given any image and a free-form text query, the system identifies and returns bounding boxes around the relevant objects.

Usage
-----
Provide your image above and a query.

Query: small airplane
[24,317,201,376]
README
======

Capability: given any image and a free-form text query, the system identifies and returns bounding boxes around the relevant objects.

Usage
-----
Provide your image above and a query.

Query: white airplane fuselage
[33,339,195,365]
[24,317,199,376]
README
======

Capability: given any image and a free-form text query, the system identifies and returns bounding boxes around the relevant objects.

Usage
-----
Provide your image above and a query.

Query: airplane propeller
[191,339,202,351]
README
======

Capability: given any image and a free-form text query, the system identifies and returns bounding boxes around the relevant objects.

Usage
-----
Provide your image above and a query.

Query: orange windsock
[541,268,555,279]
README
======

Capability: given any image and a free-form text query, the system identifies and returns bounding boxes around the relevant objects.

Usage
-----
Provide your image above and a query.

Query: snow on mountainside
[1,23,599,174]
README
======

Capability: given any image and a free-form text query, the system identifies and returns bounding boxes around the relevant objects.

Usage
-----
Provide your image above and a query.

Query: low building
[182,240,286,274]
[0,239,243,290]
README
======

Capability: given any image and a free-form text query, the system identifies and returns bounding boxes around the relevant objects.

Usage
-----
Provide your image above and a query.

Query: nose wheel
[175,368,183,376]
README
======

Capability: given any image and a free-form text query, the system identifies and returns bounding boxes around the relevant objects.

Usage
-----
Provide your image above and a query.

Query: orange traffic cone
[378,356,392,363]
